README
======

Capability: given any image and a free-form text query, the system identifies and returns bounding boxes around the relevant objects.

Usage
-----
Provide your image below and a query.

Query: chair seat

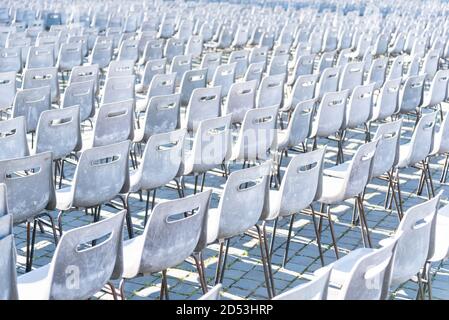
[429,204,449,262]
[206,208,220,244]
[277,129,289,150]
[327,248,375,300]
[132,128,145,143]
[55,186,74,211]
[397,143,411,168]
[323,162,350,179]
[123,235,145,279]
[17,264,51,300]
[318,175,345,204]
[261,190,281,221]
[135,97,148,113]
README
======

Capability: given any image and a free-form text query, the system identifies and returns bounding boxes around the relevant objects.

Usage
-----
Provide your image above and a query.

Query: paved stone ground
[13,102,449,300]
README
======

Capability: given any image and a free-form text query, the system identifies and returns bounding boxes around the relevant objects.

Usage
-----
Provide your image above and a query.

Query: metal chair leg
[57,210,65,236]
[326,205,340,259]
[262,223,276,297]
[107,282,119,300]
[214,240,225,285]
[219,239,230,284]
[440,154,449,183]
[25,219,38,272]
[160,269,169,300]
[357,195,372,248]
[124,194,134,238]
[269,218,278,258]
[119,279,126,300]
[193,252,208,294]
[282,214,296,267]
[255,224,273,299]
[200,172,206,192]
[310,205,325,266]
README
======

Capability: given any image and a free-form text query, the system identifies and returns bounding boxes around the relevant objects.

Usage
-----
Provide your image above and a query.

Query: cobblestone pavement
[13,99,449,301]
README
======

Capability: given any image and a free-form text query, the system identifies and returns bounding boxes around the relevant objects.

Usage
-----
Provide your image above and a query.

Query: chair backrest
[180,68,207,106]
[387,55,404,81]
[212,62,236,98]
[57,42,82,71]
[339,61,364,92]
[425,69,449,107]
[0,151,55,224]
[170,54,191,85]
[146,72,176,102]
[199,284,222,300]
[397,74,425,114]
[0,234,18,299]
[62,80,95,122]
[0,47,21,73]
[47,210,125,300]
[135,129,185,190]
[337,236,399,300]
[165,38,184,63]
[404,111,437,166]
[0,116,29,161]
[224,80,257,124]
[316,66,340,99]
[421,49,440,80]
[317,51,336,73]
[35,106,82,160]
[229,49,249,79]
[273,265,332,300]
[283,98,315,149]
[342,139,379,199]
[244,61,265,87]
[0,71,16,111]
[257,73,284,109]
[428,202,449,263]
[72,140,130,208]
[249,46,268,65]
[90,38,113,69]
[101,75,135,105]
[22,67,59,103]
[367,57,388,90]
[371,119,402,178]
[185,86,221,133]
[373,78,401,121]
[390,194,440,287]
[93,100,134,147]
[69,64,99,94]
[26,44,54,69]
[345,83,375,129]
[312,89,349,138]
[286,74,318,112]
[405,54,420,78]
[216,161,271,240]
[141,39,164,63]
[200,52,221,83]
[265,147,325,220]
[268,54,289,78]
[129,190,211,276]
[67,35,88,57]
[107,59,134,78]
[189,115,232,174]
[289,54,315,84]
[139,58,166,92]
[12,86,51,132]
[234,105,278,162]
[118,39,139,62]
[185,35,203,58]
